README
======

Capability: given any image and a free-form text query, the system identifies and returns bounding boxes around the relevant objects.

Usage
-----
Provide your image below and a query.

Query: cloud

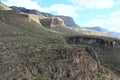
[82,10,120,32]
[2,0,41,10]
[82,19,105,27]
[106,11,120,32]
[2,0,79,17]
[71,0,115,9]
[41,4,79,17]
[38,4,80,17]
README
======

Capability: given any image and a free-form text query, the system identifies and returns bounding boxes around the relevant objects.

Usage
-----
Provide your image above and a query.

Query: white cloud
[82,10,120,32]
[41,4,79,17]
[71,0,115,9]
[82,19,105,27]
[106,11,120,32]
[35,4,79,17]
[2,0,41,10]
[2,0,79,17]
[43,4,80,17]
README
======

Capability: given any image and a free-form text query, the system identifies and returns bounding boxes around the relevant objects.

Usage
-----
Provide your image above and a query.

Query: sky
[1,0,120,32]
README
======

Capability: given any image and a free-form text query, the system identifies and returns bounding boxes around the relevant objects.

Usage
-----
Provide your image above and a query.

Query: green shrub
[22,78,28,80]
[12,78,17,80]
[33,76,41,80]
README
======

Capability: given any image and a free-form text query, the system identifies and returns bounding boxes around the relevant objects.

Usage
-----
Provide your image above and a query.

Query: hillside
[0,2,120,80]
[0,2,12,10]
[10,6,79,27]
[10,6,116,37]
[87,27,120,38]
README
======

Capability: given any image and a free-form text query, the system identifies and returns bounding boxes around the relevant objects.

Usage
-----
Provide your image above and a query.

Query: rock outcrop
[56,16,79,27]
[40,17,65,28]
[66,36,119,48]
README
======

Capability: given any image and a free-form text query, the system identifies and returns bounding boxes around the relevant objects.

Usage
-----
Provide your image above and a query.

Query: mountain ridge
[10,6,79,27]
[10,6,120,38]
[87,27,120,38]
[10,6,116,38]
[0,2,12,10]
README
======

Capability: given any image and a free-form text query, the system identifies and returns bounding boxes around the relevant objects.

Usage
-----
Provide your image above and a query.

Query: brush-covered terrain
[0,2,120,80]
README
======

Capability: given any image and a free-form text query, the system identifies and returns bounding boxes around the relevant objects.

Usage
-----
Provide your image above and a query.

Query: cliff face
[66,35,120,76]
[40,17,65,28]
[66,36,118,48]
[56,16,79,27]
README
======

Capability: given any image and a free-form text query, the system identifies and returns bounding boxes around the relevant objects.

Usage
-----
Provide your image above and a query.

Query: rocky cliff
[66,35,120,76]
[40,17,65,28]
[56,16,79,27]
[66,36,119,48]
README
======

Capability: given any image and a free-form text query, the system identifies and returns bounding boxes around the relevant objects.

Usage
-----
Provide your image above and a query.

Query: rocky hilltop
[0,2,120,80]
[40,17,65,28]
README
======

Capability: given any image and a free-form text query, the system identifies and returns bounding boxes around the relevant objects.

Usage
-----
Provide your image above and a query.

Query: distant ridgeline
[10,6,79,27]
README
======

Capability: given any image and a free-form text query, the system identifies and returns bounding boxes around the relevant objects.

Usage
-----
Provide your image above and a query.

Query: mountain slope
[0,2,120,80]
[68,27,113,37]
[56,15,79,27]
[0,2,12,10]
[10,6,79,27]
[87,27,120,38]
[11,6,116,37]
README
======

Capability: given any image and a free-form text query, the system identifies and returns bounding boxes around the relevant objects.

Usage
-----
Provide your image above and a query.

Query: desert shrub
[33,76,41,80]
[22,78,28,80]
[12,78,17,80]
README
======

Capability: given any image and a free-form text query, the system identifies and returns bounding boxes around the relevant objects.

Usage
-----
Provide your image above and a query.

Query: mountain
[10,6,79,27]
[108,31,120,38]
[56,15,79,27]
[10,6,54,17]
[87,27,120,38]
[0,2,120,80]
[0,2,12,10]
[87,27,107,32]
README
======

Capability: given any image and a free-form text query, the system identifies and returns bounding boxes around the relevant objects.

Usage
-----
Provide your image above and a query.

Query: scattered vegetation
[0,7,120,80]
